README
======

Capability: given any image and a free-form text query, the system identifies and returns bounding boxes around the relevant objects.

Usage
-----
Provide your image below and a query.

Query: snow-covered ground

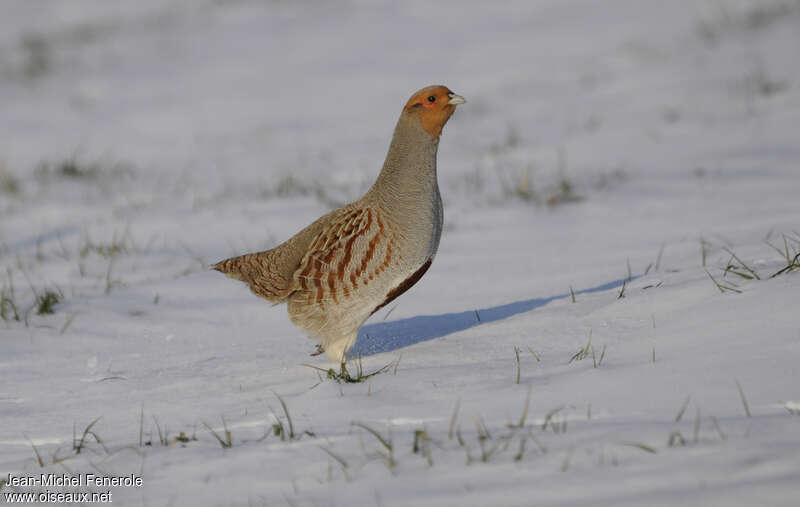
[2,1,799,505]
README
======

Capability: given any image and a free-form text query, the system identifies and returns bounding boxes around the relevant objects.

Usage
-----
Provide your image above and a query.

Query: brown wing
[289,206,401,309]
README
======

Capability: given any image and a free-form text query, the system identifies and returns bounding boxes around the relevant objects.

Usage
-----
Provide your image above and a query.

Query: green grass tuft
[35,289,62,315]
[203,417,232,448]
[304,356,394,384]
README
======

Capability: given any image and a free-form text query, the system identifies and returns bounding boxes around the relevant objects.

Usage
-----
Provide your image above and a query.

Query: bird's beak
[447,93,466,105]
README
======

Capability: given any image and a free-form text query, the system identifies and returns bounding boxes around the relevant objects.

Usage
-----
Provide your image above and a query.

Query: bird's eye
[427,95,436,103]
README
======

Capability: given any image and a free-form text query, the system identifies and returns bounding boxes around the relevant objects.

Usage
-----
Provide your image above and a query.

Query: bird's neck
[370,114,440,215]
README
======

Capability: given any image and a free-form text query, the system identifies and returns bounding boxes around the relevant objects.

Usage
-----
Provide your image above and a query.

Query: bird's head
[403,85,466,138]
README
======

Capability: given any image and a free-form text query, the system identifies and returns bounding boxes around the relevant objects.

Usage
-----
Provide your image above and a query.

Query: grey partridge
[213,85,465,363]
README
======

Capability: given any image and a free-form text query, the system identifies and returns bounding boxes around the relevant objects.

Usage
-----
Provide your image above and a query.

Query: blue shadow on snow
[350,277,629,357]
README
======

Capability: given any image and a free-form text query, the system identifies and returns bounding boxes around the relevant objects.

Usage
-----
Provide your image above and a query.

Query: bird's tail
[211,255,247,281]
[212,251,291,303]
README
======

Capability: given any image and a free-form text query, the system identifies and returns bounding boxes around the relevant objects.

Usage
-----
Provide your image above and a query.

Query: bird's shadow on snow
[350,278,628,357]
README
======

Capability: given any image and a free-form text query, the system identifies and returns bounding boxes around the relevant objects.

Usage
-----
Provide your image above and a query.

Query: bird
[213,85,465,365]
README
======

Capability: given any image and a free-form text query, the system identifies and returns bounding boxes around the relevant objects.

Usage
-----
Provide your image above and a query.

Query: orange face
[403,85,466,138]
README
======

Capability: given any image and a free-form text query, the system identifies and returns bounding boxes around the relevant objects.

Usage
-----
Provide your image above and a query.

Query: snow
[1,0,799,505]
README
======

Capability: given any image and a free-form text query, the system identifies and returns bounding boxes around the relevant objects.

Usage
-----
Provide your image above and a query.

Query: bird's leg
[310,344,325,357]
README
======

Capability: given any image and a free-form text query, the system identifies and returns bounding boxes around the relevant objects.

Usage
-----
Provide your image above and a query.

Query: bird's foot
[310,344,325,357]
